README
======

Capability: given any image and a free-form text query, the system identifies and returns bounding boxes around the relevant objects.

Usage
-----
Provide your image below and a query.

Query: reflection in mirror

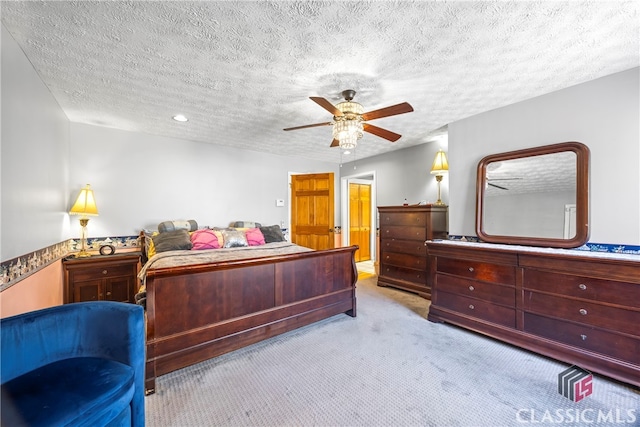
[476,142,590,248]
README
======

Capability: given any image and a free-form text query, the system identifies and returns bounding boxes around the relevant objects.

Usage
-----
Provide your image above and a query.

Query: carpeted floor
[145,276,639,427]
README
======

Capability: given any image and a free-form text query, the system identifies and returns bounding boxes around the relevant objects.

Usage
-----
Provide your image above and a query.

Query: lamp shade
[69,184,98,216]
[430,149,449,175]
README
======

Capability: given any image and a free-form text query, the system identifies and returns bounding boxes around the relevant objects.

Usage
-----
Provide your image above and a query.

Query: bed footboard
[144,246,357,394]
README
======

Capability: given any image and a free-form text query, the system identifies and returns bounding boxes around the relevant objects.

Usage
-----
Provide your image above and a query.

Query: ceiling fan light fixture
[333,119,363,150]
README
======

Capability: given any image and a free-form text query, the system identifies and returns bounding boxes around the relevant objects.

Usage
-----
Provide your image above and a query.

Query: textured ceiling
[2,1,638,163]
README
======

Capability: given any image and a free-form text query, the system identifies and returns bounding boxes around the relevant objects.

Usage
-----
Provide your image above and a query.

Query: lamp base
[74,250,93,258]
[434,200,447,206]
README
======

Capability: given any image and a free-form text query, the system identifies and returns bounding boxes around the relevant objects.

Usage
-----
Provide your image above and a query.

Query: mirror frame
[476,141,590,248]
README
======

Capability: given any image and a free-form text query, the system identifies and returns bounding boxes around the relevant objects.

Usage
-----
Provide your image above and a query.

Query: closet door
[349,183,371,262]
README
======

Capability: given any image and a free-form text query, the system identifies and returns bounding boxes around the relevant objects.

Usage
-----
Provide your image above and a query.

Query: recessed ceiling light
[172,114,188,122]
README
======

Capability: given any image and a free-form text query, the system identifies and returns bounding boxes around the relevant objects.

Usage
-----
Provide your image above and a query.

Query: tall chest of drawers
[427,241,640,387]
[377,205,448,298]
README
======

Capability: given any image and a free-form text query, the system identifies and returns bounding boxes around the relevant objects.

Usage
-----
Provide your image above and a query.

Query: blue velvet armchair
[1,301,145,426]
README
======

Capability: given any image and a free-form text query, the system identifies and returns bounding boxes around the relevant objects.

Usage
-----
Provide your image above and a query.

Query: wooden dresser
[377,205,448,298]
[427,241,640,387]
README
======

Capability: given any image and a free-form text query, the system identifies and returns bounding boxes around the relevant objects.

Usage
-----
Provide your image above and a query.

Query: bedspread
[138,242,312,281]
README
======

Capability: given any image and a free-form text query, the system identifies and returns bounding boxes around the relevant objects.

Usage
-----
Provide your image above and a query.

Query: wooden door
[290,173,334,250]
[349,183,371,262]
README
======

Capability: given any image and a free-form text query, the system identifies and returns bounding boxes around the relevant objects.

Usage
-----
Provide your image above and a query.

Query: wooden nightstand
[63,252,141,304]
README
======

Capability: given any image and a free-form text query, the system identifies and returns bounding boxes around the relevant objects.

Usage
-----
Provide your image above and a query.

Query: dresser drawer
[380,265,427,285]
[380,252,426,269]
[524,312,640,365]
[522,291,640,336]
[380,239,427,256]
[523,269,639,308]
[435,291,515,327]
[69,264,136,282]
[436,274,515,307]
[436,258,515,286]
[380,226,426,241]
[379,212,426,226]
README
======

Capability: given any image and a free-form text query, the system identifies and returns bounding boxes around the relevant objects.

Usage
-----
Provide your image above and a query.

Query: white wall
[69,123,340,236]
[1,25,71,261]
[448,67,640,245]
[341,140,449,208]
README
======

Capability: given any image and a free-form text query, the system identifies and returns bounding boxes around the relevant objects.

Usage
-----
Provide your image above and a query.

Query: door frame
[341,171,377,262]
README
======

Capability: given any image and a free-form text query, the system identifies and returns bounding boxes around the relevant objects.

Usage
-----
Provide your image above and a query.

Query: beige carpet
[145,277,639,426]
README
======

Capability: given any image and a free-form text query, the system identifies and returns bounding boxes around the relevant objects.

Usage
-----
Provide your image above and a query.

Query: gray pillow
[259,225,286,243]
[152,229,192,253]
[221,229,249,248]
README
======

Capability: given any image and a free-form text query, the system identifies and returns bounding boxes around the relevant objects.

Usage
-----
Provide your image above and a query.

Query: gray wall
[1,26,71,261]
[448,67,639,245]
[69,123,339,237]
[341,140,449,208]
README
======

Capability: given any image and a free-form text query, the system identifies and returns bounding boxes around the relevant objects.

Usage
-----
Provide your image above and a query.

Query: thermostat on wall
[276,199,285,207]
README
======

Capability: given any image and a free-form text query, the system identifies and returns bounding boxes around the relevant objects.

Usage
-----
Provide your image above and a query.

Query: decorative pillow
[152,229,192,253]
[190,229,220,250]
[245,228,266,246]
[259,225,286,243]
[221,229,249,248]
[232,221,262,228]
[143,230,159,258]
[212,230,225,247]
[158,219,198,233]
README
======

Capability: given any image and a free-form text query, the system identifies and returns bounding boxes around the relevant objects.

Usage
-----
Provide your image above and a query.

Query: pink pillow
[245,228,265,246]
[190,229,220,250]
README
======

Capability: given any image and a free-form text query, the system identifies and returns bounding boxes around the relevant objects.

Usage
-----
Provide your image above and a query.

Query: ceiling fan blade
[283,122,333,131]
[363,123,402,142]
[310,97,343,117]
[488,182,509,190]
[330,139,339,147]
[362,102,414,121]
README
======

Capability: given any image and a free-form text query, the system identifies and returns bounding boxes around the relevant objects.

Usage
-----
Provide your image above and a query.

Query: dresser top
[428,240,640,262]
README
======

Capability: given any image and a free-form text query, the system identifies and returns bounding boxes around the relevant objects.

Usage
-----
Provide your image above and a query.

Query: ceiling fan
[283,89,414,149]
[487,177,523,191]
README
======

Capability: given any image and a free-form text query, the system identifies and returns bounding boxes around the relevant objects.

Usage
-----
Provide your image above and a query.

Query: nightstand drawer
[436,291,515,328]
[70,264,136,282]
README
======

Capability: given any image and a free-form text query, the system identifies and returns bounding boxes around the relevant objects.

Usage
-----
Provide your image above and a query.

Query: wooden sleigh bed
[137,232,358,395]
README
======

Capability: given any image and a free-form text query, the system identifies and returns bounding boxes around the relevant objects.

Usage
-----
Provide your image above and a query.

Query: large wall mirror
[476,142,590,248]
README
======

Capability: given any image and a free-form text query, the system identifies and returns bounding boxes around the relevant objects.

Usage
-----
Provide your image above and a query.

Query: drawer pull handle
[580,334,587,341]
[386,255,389,259]
[579,308,588,315]
[106,292,112,296]
[468,267,474,272]
[102,270,108,275]
[469,285,475,291]
[578,284,587,290]
[416,274,421,278]
[468,304,475,310]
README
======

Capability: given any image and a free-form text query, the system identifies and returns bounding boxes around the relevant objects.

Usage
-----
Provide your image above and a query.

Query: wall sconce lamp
[430,150,449,206]
[69,184,99,257]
